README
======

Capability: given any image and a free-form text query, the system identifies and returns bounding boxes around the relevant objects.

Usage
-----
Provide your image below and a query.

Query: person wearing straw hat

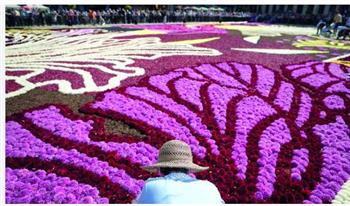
[135,140,224,204]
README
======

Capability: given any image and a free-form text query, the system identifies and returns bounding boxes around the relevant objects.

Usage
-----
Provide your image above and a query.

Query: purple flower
[256,65,275,97]
[92,91,206,158]
[302,73,338,88]
[174,78,205,111]
[81,196,95,204]
[233,96,276,180]
[323,95,345,110]
[195,64,246,89]
[6,121,142,196]
[149,72,182,94]
[273,81,294,111]
[208,83,245,134]
[6,168,108,204]
[126,86,212,139]
[308,116,350,203]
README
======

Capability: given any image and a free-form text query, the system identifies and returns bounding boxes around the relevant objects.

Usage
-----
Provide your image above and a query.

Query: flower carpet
[5,22,350,204]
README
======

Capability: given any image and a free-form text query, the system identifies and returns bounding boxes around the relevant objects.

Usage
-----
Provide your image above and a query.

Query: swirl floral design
[5,31,221,98]
[6,60,349,203]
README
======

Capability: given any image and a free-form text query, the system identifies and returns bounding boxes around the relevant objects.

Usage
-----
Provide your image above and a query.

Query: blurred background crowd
[5,5,254,27]
[5,5,350,28]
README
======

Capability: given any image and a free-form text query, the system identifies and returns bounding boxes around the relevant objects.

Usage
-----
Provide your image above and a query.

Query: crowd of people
[5,6,350,40]
[5,7,254,27]
[5,6,333,27]
[253,12,321,25]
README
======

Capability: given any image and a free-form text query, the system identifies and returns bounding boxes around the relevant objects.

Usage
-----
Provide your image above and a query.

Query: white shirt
[136,172,224,204]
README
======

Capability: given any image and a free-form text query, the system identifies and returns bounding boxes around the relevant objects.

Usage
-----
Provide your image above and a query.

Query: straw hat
[142,140,209,173]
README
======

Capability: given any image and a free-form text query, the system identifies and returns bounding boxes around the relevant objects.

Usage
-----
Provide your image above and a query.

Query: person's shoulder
[195,180,224,202]
[198,179,216,185]
[146,176,161,182]
[142,176,169,192]
[197,180,220,190]
[144,176,167,185]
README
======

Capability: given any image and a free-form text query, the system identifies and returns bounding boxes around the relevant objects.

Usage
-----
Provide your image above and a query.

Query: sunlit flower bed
[6,59,350,203]
[5,22,350,204]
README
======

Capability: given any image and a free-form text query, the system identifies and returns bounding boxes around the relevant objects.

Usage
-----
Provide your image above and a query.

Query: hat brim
[142,161,209,173]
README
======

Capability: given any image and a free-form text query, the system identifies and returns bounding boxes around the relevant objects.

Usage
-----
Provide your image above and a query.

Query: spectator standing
[14,9,20,26]
[20,9,28,26]
[67,9,74,26]
[89,9,97,25]
[6,9,14,27]
[52,10,58,25]
[75,10,80,25]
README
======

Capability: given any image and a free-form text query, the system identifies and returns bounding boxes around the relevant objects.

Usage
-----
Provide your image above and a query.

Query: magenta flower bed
[6,168,109,204]
[6,59,350,203]
[5,23,350,203]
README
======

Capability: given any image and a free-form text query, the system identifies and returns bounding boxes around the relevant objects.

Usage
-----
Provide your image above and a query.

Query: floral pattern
[5,30,221,98]
[216,23,315,43]
[5,22,350,204]
[6,60,350,203]
[6,168,109,204]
